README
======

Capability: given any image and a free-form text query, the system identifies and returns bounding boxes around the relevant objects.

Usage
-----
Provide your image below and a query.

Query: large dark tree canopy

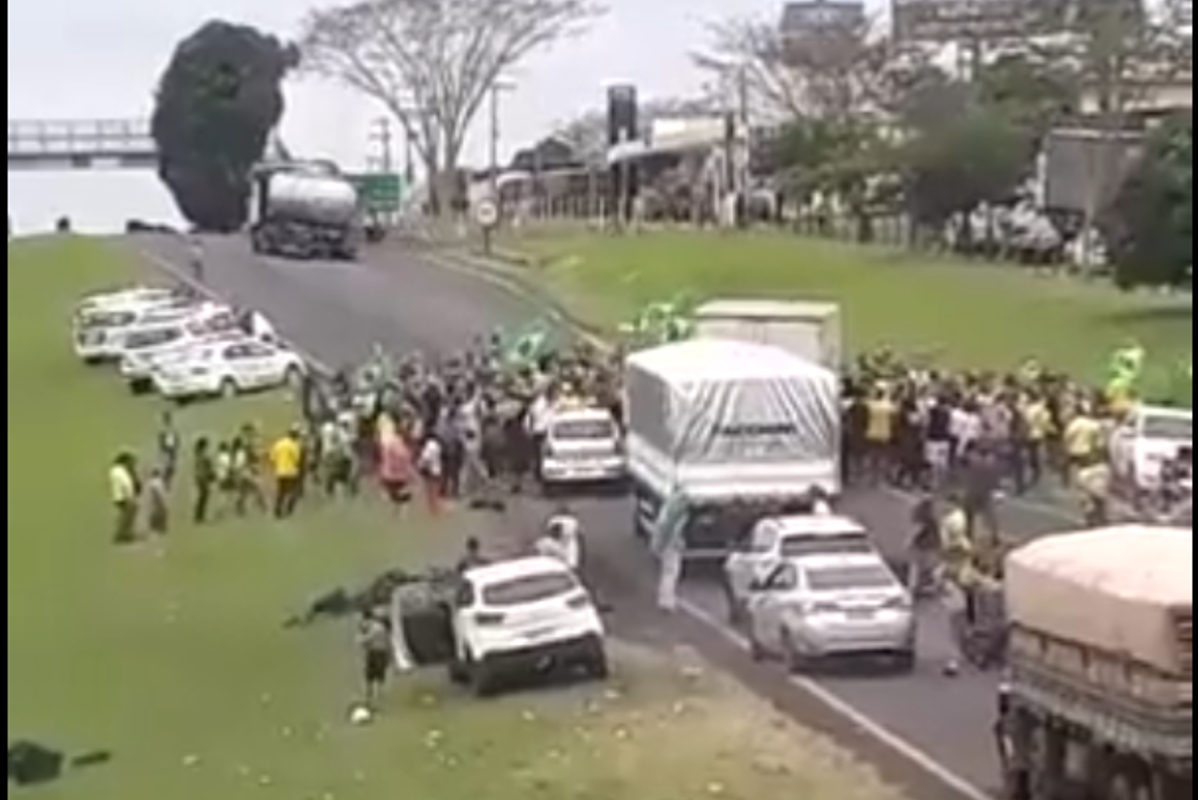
[152,21,297,231]
[1104,114,1193,290]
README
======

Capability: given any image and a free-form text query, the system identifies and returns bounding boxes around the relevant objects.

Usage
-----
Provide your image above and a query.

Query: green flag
[1108,342,1145,384]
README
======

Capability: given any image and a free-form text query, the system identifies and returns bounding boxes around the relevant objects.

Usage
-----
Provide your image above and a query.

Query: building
[890,0,1144,43]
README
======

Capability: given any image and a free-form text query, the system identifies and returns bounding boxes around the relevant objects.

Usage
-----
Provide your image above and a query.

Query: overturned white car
[391,556,607,696]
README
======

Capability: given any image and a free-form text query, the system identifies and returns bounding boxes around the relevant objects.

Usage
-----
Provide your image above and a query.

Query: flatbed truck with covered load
[998,525,1192,800]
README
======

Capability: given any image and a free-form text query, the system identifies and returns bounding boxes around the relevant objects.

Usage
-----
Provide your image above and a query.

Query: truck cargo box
[624,338,840,501]
[691,298,842,369]
[1005,525,1192,676]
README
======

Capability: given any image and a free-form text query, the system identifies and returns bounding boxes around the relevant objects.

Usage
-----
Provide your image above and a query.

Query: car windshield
[481,571,578,606]
[779,533,872,558]
[804,564,895,592]
[125,328,182,349]
[77,310,135,329]
[1141,414,1192,442]
[550,417,616,441]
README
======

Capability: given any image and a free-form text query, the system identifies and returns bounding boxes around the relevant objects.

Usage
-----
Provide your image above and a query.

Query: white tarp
[624,339,839,498]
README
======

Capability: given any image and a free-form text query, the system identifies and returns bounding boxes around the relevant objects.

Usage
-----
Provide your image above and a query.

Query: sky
[8,0,842,230]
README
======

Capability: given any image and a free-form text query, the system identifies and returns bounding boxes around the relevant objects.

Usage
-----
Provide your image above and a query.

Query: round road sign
[475,199,498,228]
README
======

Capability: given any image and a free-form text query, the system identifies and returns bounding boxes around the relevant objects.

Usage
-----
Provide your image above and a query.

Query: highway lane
[133,233,1084,797]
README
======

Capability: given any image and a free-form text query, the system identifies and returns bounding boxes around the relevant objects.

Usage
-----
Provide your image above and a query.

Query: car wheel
[894,649,917,673]
[469,657,496,697]
[747,628,768,661]
[128,380,149,396]
[585,651,609,680]
[220,377,238,399]
[781,630,808,673]
[447,659,468,685]
[283,364,303,388]
[722,580,743,626]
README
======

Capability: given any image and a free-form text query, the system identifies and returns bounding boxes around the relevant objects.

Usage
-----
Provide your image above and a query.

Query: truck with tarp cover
[998,525,1191,800]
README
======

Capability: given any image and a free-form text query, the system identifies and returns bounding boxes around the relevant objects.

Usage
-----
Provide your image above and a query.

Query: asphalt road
[131,232,1090,799]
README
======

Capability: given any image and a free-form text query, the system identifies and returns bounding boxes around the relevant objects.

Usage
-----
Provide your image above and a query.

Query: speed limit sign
[475,198,499,229]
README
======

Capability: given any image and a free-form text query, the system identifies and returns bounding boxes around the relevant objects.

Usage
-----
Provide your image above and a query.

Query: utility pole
[488,79,516,195]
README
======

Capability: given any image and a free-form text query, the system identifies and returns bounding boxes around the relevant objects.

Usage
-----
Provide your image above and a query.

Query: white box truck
[624,338,841,559]
[691,299,842,370]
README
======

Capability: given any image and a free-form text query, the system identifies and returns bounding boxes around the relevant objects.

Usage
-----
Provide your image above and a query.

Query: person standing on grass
[144,467,170,537]
[156,411,180,488]
[378,429,413,513]
[109,451,139,544]
[416,434,444,515]
[357,607,392,709]
[192,437,216,524]
[268,426,303,519]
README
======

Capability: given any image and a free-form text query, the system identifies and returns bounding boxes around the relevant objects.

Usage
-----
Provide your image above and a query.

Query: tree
[693,12,902,122]
[1104,114,1192,289]
[299,0,603,212]
[151,21,297,231]
[901,108,1031,238]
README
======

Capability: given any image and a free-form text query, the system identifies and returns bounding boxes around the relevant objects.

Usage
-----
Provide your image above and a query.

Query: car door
[1109,419,1136,479]
[391,576,459,671]
[219,343,255,388]
[748,562,799,654]
[238,341,278,388]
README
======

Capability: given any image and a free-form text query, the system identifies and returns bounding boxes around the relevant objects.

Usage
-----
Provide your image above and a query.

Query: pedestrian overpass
[7,118,156,169]
[7,117,290,170]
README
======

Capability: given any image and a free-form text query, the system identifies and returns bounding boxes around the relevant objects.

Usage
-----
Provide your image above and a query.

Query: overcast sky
[7,0,855,168]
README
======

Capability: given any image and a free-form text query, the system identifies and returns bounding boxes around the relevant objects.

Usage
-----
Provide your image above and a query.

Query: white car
[1110,405,1193,492]
[539,404,625,490]
[151,339,305,401]
[72,300,230,362]
[723,513,872,622]
[745,553,916,671]
[118,324,244,393]
[391,556,607,696]
[74,285,183,315]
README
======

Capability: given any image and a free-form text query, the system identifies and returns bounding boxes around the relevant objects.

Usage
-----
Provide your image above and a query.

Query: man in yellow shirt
[1062,410,1102,483]
[865,388,896,483]
[269,426,303,518]
[109,451,138,543]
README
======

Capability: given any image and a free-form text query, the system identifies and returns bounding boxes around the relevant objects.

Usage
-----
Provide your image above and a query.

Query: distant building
[779,0,866,36]
[890,0,1144,43]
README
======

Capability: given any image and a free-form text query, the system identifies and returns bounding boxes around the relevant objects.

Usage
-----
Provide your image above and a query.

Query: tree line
[151,0,1190,289]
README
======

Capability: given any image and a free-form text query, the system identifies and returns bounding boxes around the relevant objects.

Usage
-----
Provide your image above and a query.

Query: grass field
[7,235,910,800]
[500,228,1192,381]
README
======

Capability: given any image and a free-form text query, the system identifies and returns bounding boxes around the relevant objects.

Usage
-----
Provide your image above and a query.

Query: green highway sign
[348,172,404,212]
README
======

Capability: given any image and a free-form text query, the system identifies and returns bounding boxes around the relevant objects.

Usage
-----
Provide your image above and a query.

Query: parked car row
[71,285,307,402]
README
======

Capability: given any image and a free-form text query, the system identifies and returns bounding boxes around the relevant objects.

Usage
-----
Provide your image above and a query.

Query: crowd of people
[105,335,1188,607]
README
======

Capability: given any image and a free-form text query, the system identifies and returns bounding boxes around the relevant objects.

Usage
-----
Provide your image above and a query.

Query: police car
[118,323,244,393]
[72,300,229,363]
[391,555,607,696]
[150,338,306,400]
[539,403,625,491]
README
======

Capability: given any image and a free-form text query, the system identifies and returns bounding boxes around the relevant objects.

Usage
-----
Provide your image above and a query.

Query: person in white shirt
[536,506,580,571]
[417,436,443,514]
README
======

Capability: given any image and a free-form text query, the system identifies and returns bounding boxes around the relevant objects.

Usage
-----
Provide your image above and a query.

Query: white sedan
[151,339,306,401]
[745,553,916,672]
[119,328,245,393]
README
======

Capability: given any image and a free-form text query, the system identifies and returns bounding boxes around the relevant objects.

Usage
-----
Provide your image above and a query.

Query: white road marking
[141,243,994,800]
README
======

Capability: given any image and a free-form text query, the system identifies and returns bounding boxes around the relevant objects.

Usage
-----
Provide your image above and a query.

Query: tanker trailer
[249,170,361,260]
[997,524,1191,800]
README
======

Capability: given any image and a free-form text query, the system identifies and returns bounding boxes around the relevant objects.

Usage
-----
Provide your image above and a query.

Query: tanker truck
[249,168,361,260]
[997,525,1191,800]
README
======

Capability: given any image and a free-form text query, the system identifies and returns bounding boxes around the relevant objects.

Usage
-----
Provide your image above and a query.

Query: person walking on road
[188,235,205,283]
